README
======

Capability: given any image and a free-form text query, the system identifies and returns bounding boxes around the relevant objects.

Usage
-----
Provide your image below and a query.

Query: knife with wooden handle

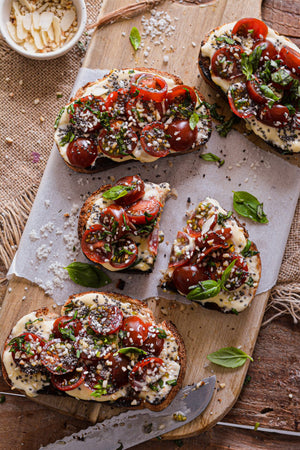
[41,375,216,450]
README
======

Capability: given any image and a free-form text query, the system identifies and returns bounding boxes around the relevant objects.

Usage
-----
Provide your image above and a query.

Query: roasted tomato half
[126,197,161,225]
[98,120,138,159]
[81,224,113,265]
[66,138,98,169]
[88,306,123,335]
[110,238,138,269]
[228,82,256,118]
[166,85,197,118]
[257,104,291,128]
[40,339,77,375]
[8,333,45,374]
[51,368,86,391]
[140,122,170,157]
[121,316,149,347]
[232,18,268,41]
[69,95,106,132]
[211,46,243,80]
[113,175,145,207]
[52,316,82,341]
[129,357,163,392]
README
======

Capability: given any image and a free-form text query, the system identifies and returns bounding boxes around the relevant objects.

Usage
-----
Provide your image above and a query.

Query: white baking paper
[8,68,300,305]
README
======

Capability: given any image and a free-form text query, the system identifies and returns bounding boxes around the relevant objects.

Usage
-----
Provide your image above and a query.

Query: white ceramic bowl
[0,0,87,60]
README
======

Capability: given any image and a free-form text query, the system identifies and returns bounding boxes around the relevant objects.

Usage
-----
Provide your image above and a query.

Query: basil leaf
[233,191,268,223]
[220,259,237,289]
[102,185,133,201]
[241,239,259,257]
[60,131,75,146]
[166,379,177,386]
[189,112,199,130]
[241,52,253,80]
[259,84,280,107]
[64,262,111,288]
[216,36,235,45]
[200,152,225,166]
[187,279,221,301]
[241,46,263,80]
[217,211,232,226]
[216,115,240,137]
[129,27,141,51]
[207,346,253,368]
[271,68,293,86]
[156,327,167,339]
[118,347,147,355]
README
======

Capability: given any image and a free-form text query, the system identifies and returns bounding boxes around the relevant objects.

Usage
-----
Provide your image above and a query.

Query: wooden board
[0,0,289,441]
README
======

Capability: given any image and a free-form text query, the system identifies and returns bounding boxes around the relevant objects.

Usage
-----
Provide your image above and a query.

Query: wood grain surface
[0,0,299,448]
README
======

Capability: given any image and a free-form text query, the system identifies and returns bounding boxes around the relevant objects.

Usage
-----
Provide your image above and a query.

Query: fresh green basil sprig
[64,262,111,288]
[207,346,253,368]
[233,191,268,223]
[187,259,237,301]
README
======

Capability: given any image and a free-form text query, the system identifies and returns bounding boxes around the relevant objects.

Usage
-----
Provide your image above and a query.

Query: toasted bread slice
[199,19,300,155]
[2,292,186,412]
[161,198,261,313]
[54,67,212,172]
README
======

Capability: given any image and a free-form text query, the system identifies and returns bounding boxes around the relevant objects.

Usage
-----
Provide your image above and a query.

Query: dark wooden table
[0,1,299,448]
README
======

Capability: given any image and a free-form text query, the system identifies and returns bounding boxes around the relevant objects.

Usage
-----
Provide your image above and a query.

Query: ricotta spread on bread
[201,20,300,153]
[54,68,212,171]
[2,292,185,410]
[162,198,261,313]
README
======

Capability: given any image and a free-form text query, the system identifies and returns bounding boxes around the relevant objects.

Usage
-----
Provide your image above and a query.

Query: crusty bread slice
[55,67,212,173]
[2,292,186,412]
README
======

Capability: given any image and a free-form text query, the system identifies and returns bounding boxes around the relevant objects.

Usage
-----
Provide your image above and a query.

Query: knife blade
[41,375,216,450]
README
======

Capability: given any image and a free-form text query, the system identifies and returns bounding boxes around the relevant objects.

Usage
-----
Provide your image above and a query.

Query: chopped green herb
[216,36,235,45]
[166,379,177,386]
[203,101,225,123]
[25,318,43,330]
[156,327,167,339]
[60,130,75,146]
[216,115,240,137]
[54,106,65,129]
[129,27,141,51]
[217,211,232,226]
[200,152,225,166]
[241,239,259,257]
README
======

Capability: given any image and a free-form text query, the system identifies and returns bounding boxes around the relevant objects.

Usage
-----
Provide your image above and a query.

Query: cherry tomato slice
[99,205,131,240]
[172,264,209,296]
[246,76,269,104]
[257,104,291,128]
[69,95,106,132]
[166,85,197,118]
[252,39,278,61]
[106,352,129,388]
[84,366,107,391]
[110,238,138,269]
[130,73,168,102]
[129,357,163,392]
[51,367,86,391]
[126,198,161,225]
[166,119,197,152]
[228,82,256,118]
[81,225,113,265]
[169,231,195,268]
[140,122,170,157]
[148,224,159,255]
[271,67,295,91]
[40,339,77,375]
[142,325,165,356]
[98,120,138,159]
[113,175,145,207]
[88,306,123,335]
[125,97,164,128]
[121,316,149,347]
[105,88,130,118]
[211,46,243,80]
[52,316,82,341]
[195,228,232,263]
[66,138,98,169]
[279,46,300,74]
[232,18,268,40]
[9,333,45,374]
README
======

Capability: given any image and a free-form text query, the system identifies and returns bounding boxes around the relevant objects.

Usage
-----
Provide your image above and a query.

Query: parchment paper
[8,69,300,305]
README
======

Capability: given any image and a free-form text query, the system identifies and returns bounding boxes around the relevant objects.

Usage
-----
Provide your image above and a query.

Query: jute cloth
[0,1,299,323]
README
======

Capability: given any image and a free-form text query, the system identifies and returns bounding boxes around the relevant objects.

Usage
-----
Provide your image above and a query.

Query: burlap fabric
[0,1,299,323]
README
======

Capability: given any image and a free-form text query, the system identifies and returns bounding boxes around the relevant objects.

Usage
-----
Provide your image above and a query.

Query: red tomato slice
[228,82,256,118]
[169,231,195,268]
[246,76,269,104]
[252,39,278,61]
[81,225,113,265]
[69,95,106,132]
[279,46,300,74]
[121,316,149,347]
[140,122,170,157]
[166,85,197,118]
[172,264,209,296]
[105,88,129,118]
[142,325,165,356]
[257,104,291,128]
[125,97,164,128]
[75,334,111,361]
[130,73,168,102]
[126,198,161,225]
[9,333,45,374]
[211,46,243,80]
[40,339,77,375]
[98,120,138,159]
[99,204,131,240]
[51,368,86,391]
[88,306,123,335]
[52,316,82,341]
[166,118,197,152]
[66,138,98,169]
[106,353,130,388]
[129,357,163,392]
[113,175,145,207]
[232,18,268,40]
[147,224,159,255]
[195,228,232,264]
[110,238,138,269]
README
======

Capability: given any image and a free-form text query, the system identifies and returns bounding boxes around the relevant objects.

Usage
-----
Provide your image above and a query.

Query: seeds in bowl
[7,0,78,54]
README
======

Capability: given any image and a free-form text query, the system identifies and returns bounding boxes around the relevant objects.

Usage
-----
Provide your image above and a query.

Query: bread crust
[56,67,212,173]
[198,24,299,155]
[2,293,186,412]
